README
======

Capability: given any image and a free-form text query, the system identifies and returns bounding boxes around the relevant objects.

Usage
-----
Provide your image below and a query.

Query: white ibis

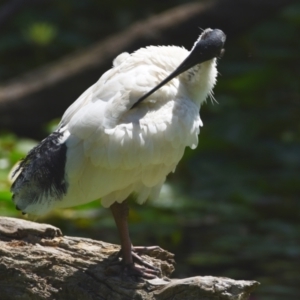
[11,28,226,278]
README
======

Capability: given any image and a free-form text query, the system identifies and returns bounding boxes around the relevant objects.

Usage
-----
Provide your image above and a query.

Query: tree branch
[0,217,259,300]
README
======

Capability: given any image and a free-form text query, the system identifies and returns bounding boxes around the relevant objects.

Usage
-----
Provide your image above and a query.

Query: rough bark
[0,217,259,300]
[0,0,297,138]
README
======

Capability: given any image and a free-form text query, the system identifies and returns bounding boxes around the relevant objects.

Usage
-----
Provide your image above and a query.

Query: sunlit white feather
[19,41,218,214]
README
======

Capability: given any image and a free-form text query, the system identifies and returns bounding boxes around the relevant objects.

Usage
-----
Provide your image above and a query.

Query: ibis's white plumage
[12,33,219,215]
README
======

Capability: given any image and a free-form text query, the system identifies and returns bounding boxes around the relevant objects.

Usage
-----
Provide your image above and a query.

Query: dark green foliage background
[0,1,299,299]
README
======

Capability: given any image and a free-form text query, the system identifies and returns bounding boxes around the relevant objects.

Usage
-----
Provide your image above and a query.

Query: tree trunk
[0,217,259,300]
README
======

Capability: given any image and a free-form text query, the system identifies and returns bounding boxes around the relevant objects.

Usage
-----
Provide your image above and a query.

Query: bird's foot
[123,262,158,279]
[107,246,161,279]
[105,261,158,279]
[106,260,159,279]
[131,246,162,270]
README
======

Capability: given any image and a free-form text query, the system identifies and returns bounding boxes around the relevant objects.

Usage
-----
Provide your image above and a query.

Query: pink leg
[110,200,159,278]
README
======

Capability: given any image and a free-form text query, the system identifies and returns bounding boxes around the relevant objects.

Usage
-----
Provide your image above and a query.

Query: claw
[108,246,160,278]
[123,262,158,279]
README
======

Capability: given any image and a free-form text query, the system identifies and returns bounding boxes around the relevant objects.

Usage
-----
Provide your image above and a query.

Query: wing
[60,45,190,128]
[59,46,202,208]
[11,44,213,215]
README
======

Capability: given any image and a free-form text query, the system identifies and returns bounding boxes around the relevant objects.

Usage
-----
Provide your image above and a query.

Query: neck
[180,59,217,106]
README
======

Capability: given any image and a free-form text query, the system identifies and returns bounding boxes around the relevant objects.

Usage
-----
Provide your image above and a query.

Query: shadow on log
[0,217,259,300]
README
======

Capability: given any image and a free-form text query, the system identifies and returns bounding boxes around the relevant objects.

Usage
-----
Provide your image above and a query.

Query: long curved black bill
[131,28,226,109]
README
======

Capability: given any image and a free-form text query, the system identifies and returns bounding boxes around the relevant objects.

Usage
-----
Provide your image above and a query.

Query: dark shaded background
[0,1,299,299]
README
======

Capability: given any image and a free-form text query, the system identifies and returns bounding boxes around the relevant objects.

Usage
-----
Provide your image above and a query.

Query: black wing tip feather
[11,131,68,212]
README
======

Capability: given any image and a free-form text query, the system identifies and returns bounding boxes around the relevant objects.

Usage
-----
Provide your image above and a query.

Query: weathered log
[0,217,259,300]
[0,0,297,137]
